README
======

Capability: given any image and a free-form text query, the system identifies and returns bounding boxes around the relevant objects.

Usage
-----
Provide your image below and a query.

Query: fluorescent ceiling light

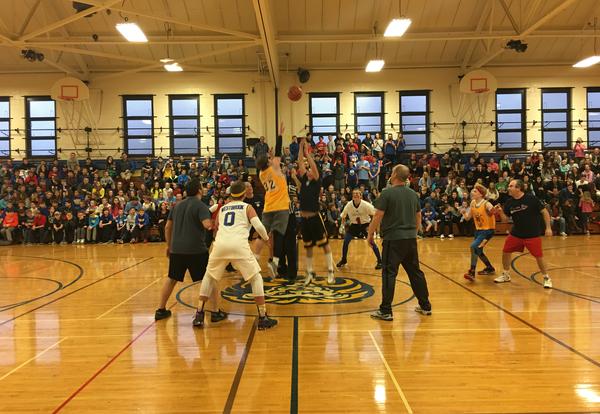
[573,55,600,68]
[160,58,174,63]
[164,62,183,72]
[365,59,385,72]
[384,18,412,37]
[116,22,148,43]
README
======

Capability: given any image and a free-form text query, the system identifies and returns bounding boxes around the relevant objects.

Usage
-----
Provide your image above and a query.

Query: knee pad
[248,273,265,297]
[199,273,217,297]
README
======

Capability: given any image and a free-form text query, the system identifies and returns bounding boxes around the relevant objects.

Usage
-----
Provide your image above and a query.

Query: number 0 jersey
[214,201,251,245]
[260,166,290,213]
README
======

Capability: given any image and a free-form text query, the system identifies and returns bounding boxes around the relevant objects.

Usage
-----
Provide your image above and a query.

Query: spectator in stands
[117,152,135,181]
[67,153,79,172]
[253,136,269,159]
[574,138,586,165]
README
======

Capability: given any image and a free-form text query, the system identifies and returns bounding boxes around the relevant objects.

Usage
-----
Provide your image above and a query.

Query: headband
[230,189,246,198]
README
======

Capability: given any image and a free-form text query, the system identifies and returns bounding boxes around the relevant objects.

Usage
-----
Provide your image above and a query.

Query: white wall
[1,64,599,160]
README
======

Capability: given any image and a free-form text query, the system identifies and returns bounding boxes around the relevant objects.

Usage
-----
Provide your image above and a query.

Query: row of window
[2,88,600,158]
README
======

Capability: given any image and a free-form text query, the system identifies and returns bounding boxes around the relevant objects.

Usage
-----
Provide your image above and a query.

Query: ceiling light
[160,58,174,63]
[116,22,147,43]
[164,62,183,72]
[573,56,600,68]
[365,59,385,72]
[384,18,411,37]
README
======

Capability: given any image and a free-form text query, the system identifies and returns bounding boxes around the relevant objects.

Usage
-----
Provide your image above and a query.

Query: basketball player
[494,179,553,288]
[194,181,277,330]
[297,138,335,286]
[255,135,291,280]
[460,183,496,281]
[337,189,383,270]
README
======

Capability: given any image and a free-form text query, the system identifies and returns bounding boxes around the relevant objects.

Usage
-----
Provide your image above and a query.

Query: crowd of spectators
[1,132,599,246]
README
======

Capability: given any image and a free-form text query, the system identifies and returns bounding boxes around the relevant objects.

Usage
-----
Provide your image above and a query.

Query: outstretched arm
[304,141,320,181]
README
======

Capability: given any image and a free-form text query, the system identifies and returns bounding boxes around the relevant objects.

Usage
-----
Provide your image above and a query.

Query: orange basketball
[288,85,303,101]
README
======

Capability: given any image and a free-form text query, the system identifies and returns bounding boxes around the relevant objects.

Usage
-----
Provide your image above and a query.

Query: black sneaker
[370,310,393,321]
[336,259,347,268]
[477,267,496,275]
[414,306,432,316]
[258,315,278,330]
[211,309,228,323]
[192,310,205,328]
[375,261,382,270]
[154,308,171,321]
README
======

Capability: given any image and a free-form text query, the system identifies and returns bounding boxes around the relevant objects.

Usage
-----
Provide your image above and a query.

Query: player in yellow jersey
[460,183,496,281]
[255,134,291,279]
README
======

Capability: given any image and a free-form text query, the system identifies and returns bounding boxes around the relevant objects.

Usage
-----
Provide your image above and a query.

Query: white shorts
[206,246,261,281]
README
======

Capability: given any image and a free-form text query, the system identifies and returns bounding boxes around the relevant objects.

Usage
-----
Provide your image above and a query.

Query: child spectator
[75,211,87,244]
[579,191,595,236]
[51,211,65,244]
[87,212,99,243]
[98,208,115,244]
[64,211,76,244]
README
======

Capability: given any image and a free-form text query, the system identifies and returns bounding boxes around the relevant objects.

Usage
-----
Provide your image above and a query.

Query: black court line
[0,277,63,312]
[290,316,298,414]
[0,257,153,327]
[223,320,258,414]
[419,261,600,369]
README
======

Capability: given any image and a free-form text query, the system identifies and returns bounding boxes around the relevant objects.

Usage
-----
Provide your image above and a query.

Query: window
[541,88,571,149]
[0,97,9,157]
[495,88,526,150]
[214,94,245,154]
[309,93,339,142]
[169,95,200,155]
[399,90,429,151]
[123,95,154,156]
[25,96,56,157]
[586,87,600,147]
[354,92,384,141]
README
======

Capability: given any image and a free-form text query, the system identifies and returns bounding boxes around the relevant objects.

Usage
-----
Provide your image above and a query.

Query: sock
[306,256,313,273]
[272,257,279,268]
[543,273,551,279]
[257,304,266,317]
[503,270,511,276]
[479,253,493,269]
[325,251,334,272]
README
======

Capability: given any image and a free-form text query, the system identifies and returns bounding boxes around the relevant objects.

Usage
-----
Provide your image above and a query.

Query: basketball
[287,85,303,101]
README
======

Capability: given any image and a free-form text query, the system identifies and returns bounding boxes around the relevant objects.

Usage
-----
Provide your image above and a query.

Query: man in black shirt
[297,138,335,286]
[494,179,553,288]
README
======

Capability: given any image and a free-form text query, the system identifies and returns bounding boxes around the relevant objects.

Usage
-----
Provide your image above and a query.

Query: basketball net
[448,84,492,151]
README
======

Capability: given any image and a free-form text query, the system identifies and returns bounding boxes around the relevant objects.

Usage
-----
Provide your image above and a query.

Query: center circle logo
[222,277,374,305]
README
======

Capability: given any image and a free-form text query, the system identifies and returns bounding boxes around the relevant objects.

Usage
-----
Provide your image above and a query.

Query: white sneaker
[327,271,335,285]
[543,276,553,289]
[440,234,445,239]
[304,271,314,287]
[494,273,511,283]
[267,260,278,279]
[560,232,567,237]
[448,234,454,239]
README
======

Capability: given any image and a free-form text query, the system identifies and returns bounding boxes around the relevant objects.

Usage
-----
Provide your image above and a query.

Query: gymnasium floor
[0,237,599,413]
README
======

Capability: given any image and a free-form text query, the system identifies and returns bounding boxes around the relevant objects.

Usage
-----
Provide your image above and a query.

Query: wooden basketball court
[1,237,599,413]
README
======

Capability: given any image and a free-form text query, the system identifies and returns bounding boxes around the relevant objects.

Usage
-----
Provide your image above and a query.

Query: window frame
[0,96,9,158]
[214,93,245,155]
[398,90,430,152]
[495,88,527,151]
[168,94,200,156]
[540,88,572,150]
[309,92,340,142]
[25,95,57,158]
[586,87,600,148]
[354,91,385,142]
[122,94,155,157]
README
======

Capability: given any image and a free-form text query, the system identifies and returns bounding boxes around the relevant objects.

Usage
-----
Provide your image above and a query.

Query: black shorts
[168,253,209,282]
[348,223,369,238]
[301,215,328,248]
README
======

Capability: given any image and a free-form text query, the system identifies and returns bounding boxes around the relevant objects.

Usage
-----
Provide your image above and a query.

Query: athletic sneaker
[154,308,171,320]
[192,310,205,328]
[258,315,278,330]
[477,267,496,275]
[560,232,567,237]
[440,234,445,239]
[464,269,475,281]
[336,259,347,268]
[266,260,278,280]
[375,261,382,270]
[448,234,454,239]
[414,306,432,316]
[304,271,315,287]
[543,276,553,289]
[211,309,228,323]
[370,310,393,321]
[494,273,511,283]
[327,271,335,285]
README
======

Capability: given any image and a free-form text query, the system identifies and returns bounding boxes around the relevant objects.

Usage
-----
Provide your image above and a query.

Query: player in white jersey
[194,181,277,330]
[336,189,382,270]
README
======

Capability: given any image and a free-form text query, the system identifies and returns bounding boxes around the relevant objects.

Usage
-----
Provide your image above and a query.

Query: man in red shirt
[32,210,48,244]
[315,136,327,156]
[428,153,440,174]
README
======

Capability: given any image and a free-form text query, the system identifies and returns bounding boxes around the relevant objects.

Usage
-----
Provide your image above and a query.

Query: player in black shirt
[494,179,553,288]
[297,138,335,286]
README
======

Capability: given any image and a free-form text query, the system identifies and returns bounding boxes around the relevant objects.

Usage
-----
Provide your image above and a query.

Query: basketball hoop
[50,77,89,102]
[473,88,490,94]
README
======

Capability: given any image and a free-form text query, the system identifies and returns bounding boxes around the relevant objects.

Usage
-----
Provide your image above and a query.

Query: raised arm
[304,140,320,181]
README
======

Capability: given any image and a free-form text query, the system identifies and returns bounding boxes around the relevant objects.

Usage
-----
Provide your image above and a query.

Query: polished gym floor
[0,236,599,413]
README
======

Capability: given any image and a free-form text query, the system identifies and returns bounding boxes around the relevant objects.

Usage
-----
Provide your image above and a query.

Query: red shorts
[502,234,543,257]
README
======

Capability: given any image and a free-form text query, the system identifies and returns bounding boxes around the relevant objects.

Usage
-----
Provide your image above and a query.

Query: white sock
[325,251,334,273]
[306,256,313,273]
[503,270,511,276]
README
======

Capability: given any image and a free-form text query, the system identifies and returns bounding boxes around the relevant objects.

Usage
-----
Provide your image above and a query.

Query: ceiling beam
[19,0,121,42]
[26,37,258,46]
[472,0,579,68]
[80,0,259,40]
[252,0,279,87]
[17,0,42,37]
[497,0,520,34]
[461,0,493,71]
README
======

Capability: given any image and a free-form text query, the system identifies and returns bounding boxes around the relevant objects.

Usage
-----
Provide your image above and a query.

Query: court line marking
[420,262,600,369]
[223,319,258,414]
[95,277,162,319]
[0,337,69,381]
[300,326,600,333]
[368,331,413,414]
[290,316,298,414]
[0,257,154,327]
[52,301,177,413]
